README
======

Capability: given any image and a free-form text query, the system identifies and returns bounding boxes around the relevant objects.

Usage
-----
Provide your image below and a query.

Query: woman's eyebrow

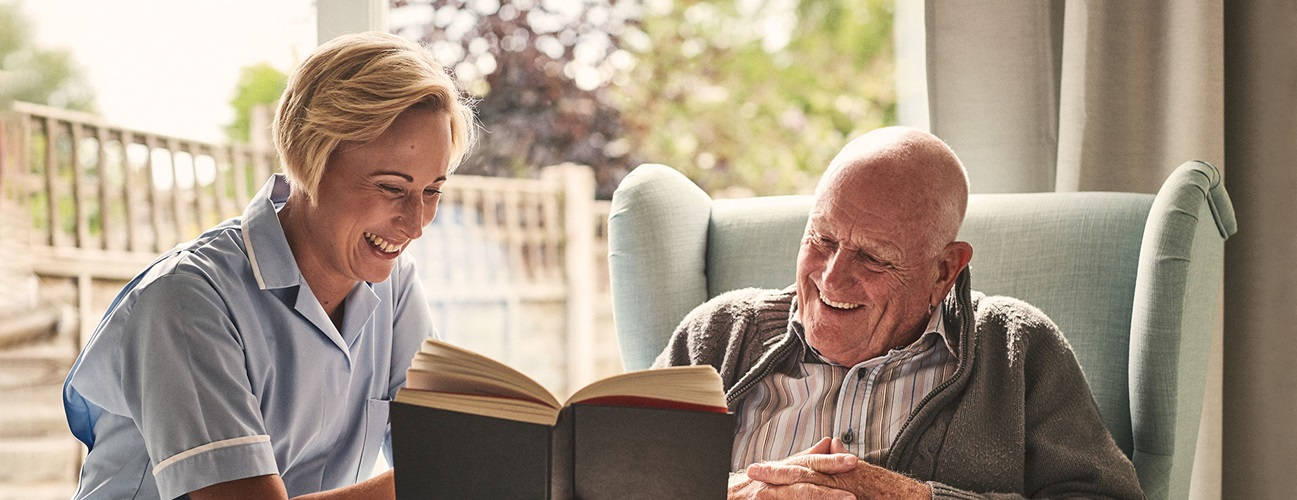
[369,171,413,181]
[367,172,449,183]
[368,172,412,181]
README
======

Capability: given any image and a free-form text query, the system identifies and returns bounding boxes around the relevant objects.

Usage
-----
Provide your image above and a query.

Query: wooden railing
[1,101,618,394]
[5,102,274,280]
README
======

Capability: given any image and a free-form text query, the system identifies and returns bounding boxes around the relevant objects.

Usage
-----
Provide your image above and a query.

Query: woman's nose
[397,198,425,239]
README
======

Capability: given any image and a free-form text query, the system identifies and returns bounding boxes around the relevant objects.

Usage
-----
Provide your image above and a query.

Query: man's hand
[746,443,932,500]
[728,437,859,499]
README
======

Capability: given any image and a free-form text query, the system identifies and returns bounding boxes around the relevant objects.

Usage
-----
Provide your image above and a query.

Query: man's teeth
[820,296,862,310]
[363,232,402,254]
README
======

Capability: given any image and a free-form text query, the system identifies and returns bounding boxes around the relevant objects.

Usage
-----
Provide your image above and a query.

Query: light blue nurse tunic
[63,175,436,499]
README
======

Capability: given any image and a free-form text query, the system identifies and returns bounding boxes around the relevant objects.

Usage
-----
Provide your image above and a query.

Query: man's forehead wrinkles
[810,212,903,259]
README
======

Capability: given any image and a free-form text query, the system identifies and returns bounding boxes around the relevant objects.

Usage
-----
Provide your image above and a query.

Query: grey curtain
[1221,2,1297,499]
[904,0,1224,193]
[894,1,1297,498]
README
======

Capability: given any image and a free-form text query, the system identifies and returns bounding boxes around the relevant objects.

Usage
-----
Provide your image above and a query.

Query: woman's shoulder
[121,219,256,306]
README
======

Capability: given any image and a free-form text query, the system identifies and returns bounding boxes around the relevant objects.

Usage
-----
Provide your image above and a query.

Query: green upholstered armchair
[607,161,1236,499]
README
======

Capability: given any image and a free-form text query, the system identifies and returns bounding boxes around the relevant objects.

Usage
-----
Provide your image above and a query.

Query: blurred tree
[391,0,640,197]
[225,62,288,143]
[390,0,895,196]
[615,0,895,195]
[0,2,96,111]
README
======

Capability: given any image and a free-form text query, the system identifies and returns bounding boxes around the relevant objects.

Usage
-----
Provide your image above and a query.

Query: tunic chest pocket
[356,398,391,481]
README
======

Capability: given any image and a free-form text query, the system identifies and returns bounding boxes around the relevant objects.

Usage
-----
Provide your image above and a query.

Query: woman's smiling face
[293,106,452,288]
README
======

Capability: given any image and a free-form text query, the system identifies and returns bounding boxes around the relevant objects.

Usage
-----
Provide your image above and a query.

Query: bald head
[816,127,969,254]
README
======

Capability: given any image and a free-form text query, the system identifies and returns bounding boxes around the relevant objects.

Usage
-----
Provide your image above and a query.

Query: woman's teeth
[363,232,402,254]
[820,296,862,310]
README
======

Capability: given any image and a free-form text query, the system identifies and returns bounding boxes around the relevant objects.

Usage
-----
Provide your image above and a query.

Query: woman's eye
[424,188,442,197]
[379,184,403,194]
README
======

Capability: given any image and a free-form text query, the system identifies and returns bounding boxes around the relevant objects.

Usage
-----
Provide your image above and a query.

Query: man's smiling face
[795,167,941,366]
[794,127,972,366]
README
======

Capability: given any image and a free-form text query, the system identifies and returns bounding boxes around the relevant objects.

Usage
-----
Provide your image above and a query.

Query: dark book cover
[391,402,734,499]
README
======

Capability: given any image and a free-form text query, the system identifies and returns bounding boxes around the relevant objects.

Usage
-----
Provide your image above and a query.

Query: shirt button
[841,429,855,445]
[856,368,869,380]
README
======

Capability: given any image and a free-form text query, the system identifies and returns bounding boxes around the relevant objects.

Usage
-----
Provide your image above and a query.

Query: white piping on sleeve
[152,434,271,475]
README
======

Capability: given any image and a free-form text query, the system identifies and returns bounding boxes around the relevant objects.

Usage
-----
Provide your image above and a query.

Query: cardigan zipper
[885,270,976,468]
[726,339,797,407]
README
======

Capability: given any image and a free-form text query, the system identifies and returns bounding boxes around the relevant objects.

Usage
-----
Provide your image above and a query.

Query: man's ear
[932,241,973,305]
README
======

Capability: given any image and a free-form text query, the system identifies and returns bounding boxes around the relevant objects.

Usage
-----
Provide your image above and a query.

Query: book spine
[550,405,575,499]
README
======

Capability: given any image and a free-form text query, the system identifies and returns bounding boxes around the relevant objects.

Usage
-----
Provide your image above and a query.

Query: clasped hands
[727,437,932,499]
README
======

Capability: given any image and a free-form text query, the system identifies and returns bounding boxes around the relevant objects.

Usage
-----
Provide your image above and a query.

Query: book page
[408,339,561,409]
[406,369,550,405]
[565,365,726,410]
[395,389,559,426]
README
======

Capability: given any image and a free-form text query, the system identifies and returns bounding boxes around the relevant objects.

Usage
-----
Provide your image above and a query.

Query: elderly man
[654,127,1142,499]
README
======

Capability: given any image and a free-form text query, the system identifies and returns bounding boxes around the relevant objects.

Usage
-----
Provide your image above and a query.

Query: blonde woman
[62,32,474,499]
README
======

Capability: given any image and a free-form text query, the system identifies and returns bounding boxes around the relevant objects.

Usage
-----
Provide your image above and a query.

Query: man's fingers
[788,452,858,474]
[794,436,834,456]
[748,453,857,484]
[747,462,816,485]
[829,437,848,454]
[755,482,855,500]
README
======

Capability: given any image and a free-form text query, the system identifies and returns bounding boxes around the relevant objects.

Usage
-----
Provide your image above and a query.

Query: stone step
[0,341,76,388]
[0,482,79,500]
[0,335,75,439]
[0,304,62,349]
[0,382,68,438]
[0,436,81,484]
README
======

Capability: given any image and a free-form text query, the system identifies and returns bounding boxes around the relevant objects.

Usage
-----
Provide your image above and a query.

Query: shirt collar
[240,174,302,290]
[789,294,957,365]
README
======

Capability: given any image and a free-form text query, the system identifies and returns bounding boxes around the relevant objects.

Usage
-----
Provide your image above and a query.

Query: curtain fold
[1055,1,1222,192]
[921,0,1063,193]
[902,1,1226,498]
[1222,2,1297,499]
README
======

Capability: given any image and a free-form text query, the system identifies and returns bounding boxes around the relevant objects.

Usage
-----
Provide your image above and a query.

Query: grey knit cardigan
[654,270,1143,499]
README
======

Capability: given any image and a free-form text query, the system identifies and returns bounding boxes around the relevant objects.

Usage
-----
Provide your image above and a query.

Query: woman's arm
[190,470,394,500]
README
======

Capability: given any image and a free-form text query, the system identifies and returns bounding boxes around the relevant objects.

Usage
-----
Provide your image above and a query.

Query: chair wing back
[1127,162,1235,498]
[608,161,1235,499]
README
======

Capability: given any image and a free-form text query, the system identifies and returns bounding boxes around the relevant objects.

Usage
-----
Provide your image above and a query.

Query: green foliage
[391,0,894,196]
[225,62,287,143]
[613,0,896,195]
[0,2,96,111]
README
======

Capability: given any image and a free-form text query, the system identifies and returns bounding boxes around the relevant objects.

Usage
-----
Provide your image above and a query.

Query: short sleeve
[387,256,438,400]
[77,273,279,499]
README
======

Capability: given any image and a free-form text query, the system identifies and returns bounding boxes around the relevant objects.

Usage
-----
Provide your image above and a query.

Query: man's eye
[815,235,837,248]
[857,252,890,269]
[424,188,442,197]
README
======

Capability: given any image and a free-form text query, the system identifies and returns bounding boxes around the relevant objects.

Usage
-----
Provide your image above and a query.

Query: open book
[394,338,727,426]
[390,339,735,499]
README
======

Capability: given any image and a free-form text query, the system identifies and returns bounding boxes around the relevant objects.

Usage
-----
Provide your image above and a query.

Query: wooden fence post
[542,163,597,389]
[251,105,274,184]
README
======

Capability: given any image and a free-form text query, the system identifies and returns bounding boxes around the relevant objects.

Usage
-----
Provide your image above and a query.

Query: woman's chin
[361,263,398,283]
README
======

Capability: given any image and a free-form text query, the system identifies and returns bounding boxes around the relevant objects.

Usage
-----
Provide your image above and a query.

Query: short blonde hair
[273,31,476,201]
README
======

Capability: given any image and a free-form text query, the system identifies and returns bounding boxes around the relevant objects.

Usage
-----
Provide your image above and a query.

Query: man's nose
[821,249,855,289]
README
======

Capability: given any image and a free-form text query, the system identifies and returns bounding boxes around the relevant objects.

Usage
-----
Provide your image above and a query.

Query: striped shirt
[731,304,958,470]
